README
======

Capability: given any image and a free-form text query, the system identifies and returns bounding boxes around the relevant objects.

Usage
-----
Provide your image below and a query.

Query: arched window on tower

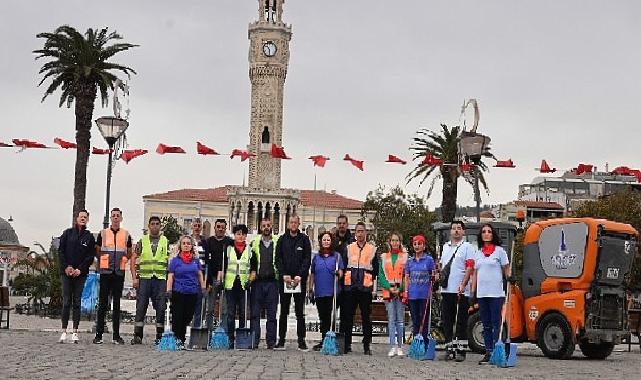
[256,201,263,231]
[261,126,270,152]
[265,0,277,22]
[273,203,281,234]
[247,201,255,231]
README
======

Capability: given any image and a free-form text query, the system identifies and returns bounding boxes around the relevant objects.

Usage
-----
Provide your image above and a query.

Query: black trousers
[171,291,198,343]
[440,292,470,342]
[315,296,333,341]
[343,290,372,349]
[278,283,306,343]
[96,273,124,337]
[226,283,247,342]
[61,274,87,330]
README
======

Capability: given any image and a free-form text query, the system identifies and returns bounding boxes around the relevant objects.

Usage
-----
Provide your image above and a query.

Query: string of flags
[2,137,639,180]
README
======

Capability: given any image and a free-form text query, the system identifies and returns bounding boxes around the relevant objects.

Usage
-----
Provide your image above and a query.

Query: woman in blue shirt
[403,235,435,346]
[309,231,344,351]
[167,235,206,348]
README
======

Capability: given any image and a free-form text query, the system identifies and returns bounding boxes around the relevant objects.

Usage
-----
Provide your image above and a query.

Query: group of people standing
[57,209,511,362]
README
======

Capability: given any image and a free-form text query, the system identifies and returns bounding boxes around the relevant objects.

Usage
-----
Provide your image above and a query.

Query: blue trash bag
[81,273,99,315]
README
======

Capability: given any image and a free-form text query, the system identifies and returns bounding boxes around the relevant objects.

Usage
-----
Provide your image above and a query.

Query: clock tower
[247,0,292,189]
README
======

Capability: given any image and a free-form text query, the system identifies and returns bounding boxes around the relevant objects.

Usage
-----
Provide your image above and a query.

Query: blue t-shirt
[405,253,435,300]
[168,256,202,294]
[311,252,344,298]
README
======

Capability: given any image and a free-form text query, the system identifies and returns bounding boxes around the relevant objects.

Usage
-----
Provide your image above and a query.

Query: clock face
[263,42,277,57]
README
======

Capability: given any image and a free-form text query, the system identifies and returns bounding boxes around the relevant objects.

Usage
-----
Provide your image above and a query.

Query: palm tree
[407,124,493,222]
[34,26,137,221]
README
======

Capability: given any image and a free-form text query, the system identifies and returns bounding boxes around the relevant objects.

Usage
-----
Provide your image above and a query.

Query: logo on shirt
[551,229,577,270]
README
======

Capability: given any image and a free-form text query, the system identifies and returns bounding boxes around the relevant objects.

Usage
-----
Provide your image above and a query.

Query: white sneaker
[396,347,404,357]
[59,332,67,343]
[71,332,79,344]
[388,347,397,357]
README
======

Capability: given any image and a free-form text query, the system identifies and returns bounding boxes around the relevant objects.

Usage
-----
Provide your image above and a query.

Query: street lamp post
[95,116,129,229]
[459,131,491,222]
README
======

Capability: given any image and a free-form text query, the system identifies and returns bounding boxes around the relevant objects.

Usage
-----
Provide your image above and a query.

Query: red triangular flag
[53,137,77,149]
[575,163,593,176]
[538,159,556,173]
[270,144,291,159]
[309,155,329,167]
[343,154,364,171]
[196,142,219,155]
[494,158,515,168]
[385,154,407,165]
[121,149,148,164]
[156,143,186,155]
[92,147,113,155]
[230,149,254,162]
[421,153,443,166]
[0,142,13,147]
[12,139,47,148]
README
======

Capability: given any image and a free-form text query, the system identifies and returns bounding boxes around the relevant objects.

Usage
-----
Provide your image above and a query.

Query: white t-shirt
[474,246,509,298]
[440,240,475,296]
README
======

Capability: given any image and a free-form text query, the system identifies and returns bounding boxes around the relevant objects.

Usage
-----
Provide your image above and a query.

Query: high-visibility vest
[224,245,251,290]
[381,251,407,299]
[138,235,169,280]
[344,242,376,289]
[99,228,130,276]
[251,235,279,279]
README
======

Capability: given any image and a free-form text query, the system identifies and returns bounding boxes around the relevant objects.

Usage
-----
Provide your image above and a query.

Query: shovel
[188,265,209,350]
[234,285,255,350]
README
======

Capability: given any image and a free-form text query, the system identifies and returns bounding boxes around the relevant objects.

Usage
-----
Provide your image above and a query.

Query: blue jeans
[250,280,279,347]
[478,297,505,353]
[385,298,404,347]
[408,299,428,342]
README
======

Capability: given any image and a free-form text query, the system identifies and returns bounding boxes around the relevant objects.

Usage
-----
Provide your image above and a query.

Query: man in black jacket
[58,209,96,343]
[205,219,233,330]
[274,214,311,351]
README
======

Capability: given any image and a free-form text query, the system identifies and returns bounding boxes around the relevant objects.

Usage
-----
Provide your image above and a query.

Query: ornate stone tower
[247,0,292,190]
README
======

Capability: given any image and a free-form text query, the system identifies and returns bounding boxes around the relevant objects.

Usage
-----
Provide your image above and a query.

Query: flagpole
[312,172,317,244]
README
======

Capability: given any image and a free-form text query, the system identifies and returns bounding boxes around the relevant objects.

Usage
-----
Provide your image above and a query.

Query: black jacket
[335,229,355,268]
[275,230,311,279]
[58,226,96,275]
[205,235,233,286]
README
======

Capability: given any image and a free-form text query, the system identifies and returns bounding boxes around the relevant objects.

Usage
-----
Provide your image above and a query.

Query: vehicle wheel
[536,313,575,359]
[467,312,486,354]
[579,340,614,360]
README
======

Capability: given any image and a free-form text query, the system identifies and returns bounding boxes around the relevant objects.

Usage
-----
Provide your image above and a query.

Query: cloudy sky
[1,0,640,248]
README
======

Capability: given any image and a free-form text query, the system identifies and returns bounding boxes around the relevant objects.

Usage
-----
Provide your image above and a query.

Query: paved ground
[4,297,641,379]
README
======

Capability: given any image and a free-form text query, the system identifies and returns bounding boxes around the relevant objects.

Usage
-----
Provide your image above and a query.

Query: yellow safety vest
[138,235,169,280]
[224,245,251,290]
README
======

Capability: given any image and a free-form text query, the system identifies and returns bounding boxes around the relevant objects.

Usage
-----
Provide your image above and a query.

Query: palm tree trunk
[72,84,97,224]
[440,167,458,222]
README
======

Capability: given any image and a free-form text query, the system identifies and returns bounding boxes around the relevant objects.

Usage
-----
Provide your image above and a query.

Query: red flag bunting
[196,142,219,155]
[230,149,254,162]
[460,163,472,172]
[494,158,515,168]
[53,137,77,149]
[12,139,47,149]
[343,154,364,171]
[121,149,148,164]
[270,144,291,159]
[309,155,329,167]
[92,147,113,155]
[574,163,593,176]
[385,154,407,165]
[538,159,556,173]
[156,143,186,155]
[421,153,443,166]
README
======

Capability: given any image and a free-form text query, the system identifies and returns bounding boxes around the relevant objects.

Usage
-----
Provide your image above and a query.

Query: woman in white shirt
[471,223,511,364]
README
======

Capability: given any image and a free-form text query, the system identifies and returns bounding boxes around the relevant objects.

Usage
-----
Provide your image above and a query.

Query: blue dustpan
[504,342,518,367]
[425,336,436,360]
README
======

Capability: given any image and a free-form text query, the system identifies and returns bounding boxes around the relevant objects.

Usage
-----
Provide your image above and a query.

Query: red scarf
[391,248,401,254]
[321,247,331,256]
[179,251,193,264]
[234,241,246,252]
[481,244,495,257]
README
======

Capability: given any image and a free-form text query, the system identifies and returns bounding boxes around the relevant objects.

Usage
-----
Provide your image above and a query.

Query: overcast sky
[1,0,640,248]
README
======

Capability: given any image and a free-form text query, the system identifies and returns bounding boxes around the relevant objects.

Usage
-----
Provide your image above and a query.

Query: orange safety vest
[344,242,376,289]
[381,251,407,299]
[99,228,130,276]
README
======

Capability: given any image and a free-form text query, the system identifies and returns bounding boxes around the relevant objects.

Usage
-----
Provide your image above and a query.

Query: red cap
[412,235,426,245]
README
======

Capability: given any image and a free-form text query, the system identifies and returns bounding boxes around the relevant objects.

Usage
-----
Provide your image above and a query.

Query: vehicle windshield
[596,232,637,286]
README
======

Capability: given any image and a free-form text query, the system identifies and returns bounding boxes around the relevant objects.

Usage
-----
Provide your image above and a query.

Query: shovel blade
[188,327,210,350]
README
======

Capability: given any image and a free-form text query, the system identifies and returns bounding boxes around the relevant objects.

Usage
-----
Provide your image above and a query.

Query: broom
[157,297,178,351]
[409,285,431,360]
[321,258,340,356]
[210,252,230,350]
